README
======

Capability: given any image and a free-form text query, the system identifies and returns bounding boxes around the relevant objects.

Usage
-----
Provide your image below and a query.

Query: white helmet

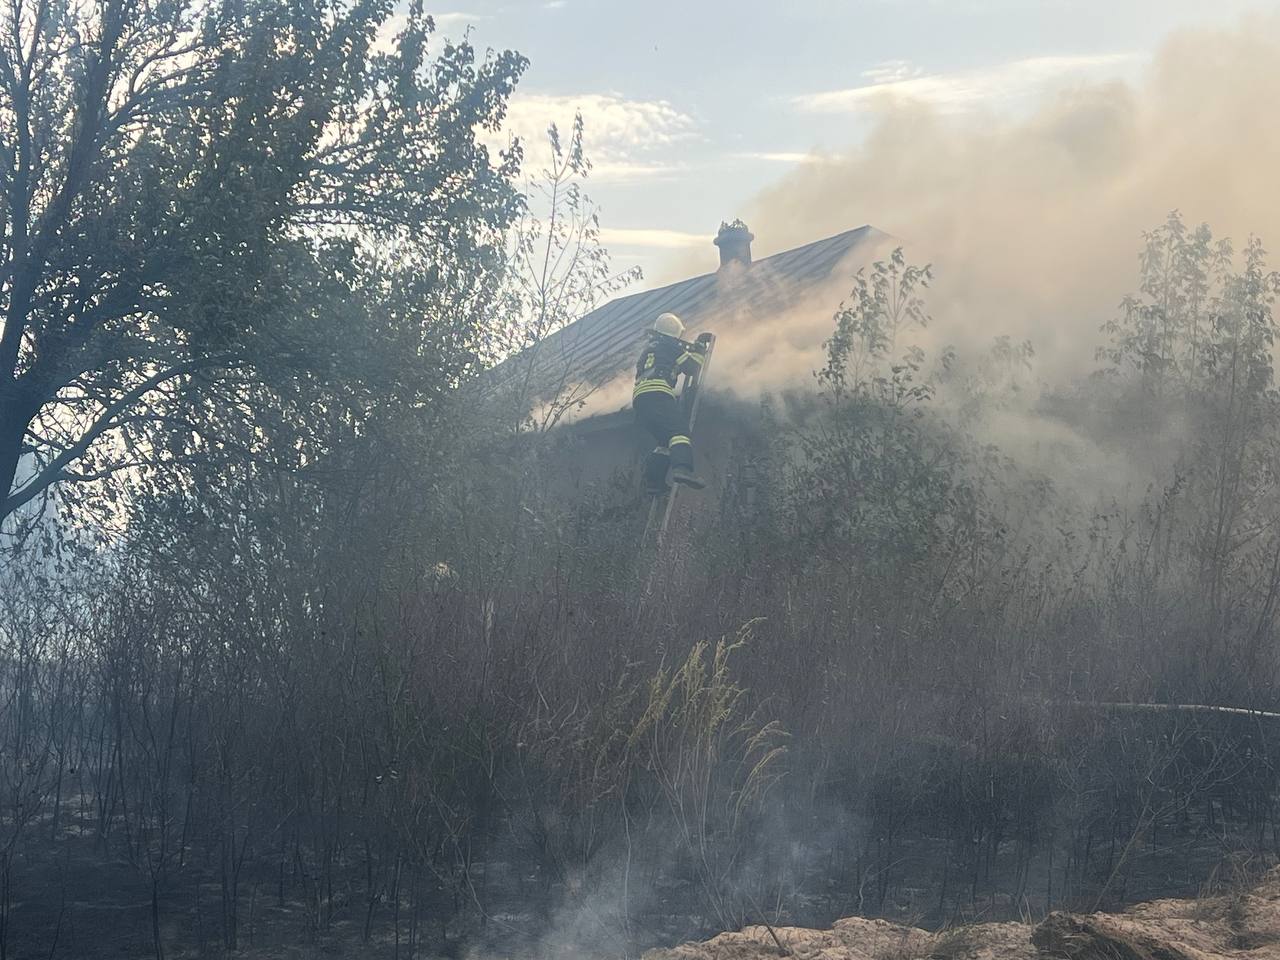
[653,312,684,338]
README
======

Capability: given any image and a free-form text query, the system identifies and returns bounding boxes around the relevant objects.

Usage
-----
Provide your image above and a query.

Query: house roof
[495,223,890,407]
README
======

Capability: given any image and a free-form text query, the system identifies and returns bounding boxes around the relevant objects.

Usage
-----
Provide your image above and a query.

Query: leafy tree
[487,112,641,434]
[1098,215,1280,638]
[1100,211,1232,392]
[819,247,932,401]
[788,249,969,573]
[0,0,526,542]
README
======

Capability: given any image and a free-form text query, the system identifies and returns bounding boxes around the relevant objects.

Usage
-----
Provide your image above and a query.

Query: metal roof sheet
[492,224,889,405]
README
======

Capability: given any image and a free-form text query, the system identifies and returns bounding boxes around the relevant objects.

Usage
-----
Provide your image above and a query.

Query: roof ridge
[488,223,885,397]
[599,223,875,308]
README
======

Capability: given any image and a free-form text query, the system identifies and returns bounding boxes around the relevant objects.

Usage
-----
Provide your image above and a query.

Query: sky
[431,0,1278,283]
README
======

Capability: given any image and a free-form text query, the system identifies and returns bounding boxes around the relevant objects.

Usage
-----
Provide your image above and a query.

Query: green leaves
[820,246,933,402]
[785,249,972,581]
[1,0,527,539]
[486,113,642,433]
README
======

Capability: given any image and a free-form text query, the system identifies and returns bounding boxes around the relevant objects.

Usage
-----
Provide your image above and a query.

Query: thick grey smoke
[559,20,1280,507]
[747,17,1280,382]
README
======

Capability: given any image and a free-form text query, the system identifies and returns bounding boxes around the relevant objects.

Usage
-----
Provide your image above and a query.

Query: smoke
[745,17,1280,383]
[553,19,1280,507]
[556,252,896,424]
[568,18,1272,509]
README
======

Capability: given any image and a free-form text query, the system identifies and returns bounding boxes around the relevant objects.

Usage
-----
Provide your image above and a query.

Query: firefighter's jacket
[633,334,706,400]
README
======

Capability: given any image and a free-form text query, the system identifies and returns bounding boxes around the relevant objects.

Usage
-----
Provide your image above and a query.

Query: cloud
[583,160,687,183]
[371,14,407,55]
[597,227,707,250]
[372,11,489,53]
[859,59,925,86]
[795,52,1143,115]
[736,151,836,165]
[431,10,492,32]
[496,92,698,182]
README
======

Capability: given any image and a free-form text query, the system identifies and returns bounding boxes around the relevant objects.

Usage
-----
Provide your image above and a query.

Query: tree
[0,0,526,540]
[789,248,968,573]
[487,112,641,434]
[1098,215,1280,666]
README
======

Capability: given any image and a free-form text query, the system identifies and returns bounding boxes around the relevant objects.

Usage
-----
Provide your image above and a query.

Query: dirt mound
[641,869,1280,960]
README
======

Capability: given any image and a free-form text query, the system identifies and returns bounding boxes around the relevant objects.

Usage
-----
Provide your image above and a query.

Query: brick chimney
[714,219,754,269]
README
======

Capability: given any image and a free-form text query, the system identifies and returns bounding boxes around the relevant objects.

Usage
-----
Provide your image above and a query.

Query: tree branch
[3,360,197,517]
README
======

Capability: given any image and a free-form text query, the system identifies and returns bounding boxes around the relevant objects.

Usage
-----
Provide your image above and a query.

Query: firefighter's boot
[643,448,671,496]
[670,465,706,490]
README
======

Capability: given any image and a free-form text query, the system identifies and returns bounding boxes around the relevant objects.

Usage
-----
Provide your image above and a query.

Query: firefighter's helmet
[653,312,684,338]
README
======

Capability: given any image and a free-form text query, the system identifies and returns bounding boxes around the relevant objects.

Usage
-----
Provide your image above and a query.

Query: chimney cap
[714,218,755,246]
[713,218,754,268]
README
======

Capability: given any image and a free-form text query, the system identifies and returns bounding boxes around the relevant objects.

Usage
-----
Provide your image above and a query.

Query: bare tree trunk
[0,852,10,960]
[151,878,164,960]
[221,831,238,951]
[392,855,403,960]
[0,410,28,524]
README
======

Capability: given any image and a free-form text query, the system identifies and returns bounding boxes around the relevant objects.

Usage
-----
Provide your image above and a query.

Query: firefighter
[633,312,711,494]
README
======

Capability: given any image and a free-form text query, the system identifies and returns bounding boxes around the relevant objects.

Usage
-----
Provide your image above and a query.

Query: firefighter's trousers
[633,391,694,491]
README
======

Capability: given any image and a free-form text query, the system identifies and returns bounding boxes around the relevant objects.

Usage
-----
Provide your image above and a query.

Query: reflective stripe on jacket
[633,334,705,400]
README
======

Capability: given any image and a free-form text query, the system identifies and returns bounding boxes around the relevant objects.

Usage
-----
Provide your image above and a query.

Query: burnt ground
[3,798,1276,959]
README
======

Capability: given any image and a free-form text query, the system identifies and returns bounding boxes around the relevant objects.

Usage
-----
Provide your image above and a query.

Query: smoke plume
[746,17,1280,382]
[559,18,1280,507]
